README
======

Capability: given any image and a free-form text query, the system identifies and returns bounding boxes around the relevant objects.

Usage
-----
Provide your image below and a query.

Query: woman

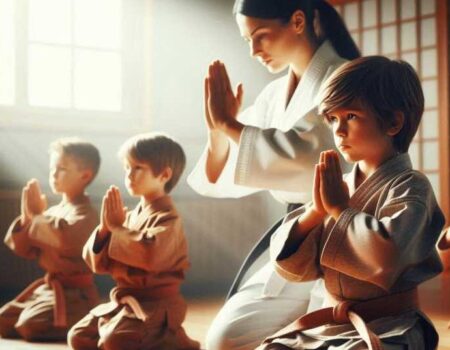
[188,1,359,349]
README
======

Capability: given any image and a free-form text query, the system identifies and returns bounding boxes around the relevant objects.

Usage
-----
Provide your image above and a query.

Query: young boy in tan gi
[0,138,101,341]
[259,57,445,350]
[68,133,200,350]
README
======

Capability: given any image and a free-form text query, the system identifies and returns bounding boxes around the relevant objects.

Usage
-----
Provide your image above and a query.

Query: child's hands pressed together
[24,179,47,220]
[100,186,127,237]
[317,150,349,220]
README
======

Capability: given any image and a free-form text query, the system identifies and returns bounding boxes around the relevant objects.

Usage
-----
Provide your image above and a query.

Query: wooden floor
[1,276,449,349]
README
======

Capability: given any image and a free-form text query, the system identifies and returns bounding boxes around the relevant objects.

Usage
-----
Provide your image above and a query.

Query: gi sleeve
[4,216,39,259]
[321,172,445,291]
[270,206,324,282]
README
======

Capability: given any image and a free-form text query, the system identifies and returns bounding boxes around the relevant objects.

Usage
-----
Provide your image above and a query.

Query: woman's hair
[118,132,186,193]
[319,56,424,153]
[233,0,360,60]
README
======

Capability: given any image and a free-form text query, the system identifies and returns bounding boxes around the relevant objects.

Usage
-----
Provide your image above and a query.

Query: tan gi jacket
[269,154,444,349]
[80,194,199,350]
[2,194,99,337]
[6,195,98,275]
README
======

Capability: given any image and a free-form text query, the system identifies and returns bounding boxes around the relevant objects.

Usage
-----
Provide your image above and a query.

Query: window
[0,0,151,130]
[332,0,449,216]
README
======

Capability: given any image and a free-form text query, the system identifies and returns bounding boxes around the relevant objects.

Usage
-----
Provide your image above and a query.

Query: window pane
[401,22,417,50]
[351,32,360,49]
[422,110,438,139]
[382,0,396,23]
[422,79,438,108]
[401,51,418,70]
[75,0,121,49]
[362,29,378,55]
[421,18,436,47]
[74,49,122,111]
[29,0,71,44]
[420,0,435,15]
[28,44,71,107]
[381,25,397,54]
[409,142,420,169]
[401,0,416,19]
[0,0,15,105]
[423,141,439,170]
[426,173,440,202]
[362,0,377,28]
[344,2,359,31]
[421,48,437,78]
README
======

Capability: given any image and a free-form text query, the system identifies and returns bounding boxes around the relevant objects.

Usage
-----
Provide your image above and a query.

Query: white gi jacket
[188,40,348,205]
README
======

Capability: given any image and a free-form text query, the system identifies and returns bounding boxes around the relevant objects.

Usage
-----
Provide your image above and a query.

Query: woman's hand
[206,61,243,134]
[318,150,349,220]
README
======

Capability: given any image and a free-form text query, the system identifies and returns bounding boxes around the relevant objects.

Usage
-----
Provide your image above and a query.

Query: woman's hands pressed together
[205,60,244,143]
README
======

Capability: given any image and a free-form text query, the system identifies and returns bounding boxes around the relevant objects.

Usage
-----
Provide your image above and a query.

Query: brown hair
[118,132,186,193]
[319,56,424,153]
[49,137,101,180]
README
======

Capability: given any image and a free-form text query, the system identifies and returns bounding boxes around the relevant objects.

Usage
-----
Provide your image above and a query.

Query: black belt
[226,203,302,300]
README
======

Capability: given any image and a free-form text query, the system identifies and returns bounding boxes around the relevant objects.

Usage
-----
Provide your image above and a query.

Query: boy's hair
[118,132,186,193]
[49,137,101,181]
[319,56,424,153]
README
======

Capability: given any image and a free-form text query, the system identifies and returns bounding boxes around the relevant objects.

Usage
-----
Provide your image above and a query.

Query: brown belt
[263,288,419,350]
[14,272,94,327]
[110,285,180,322]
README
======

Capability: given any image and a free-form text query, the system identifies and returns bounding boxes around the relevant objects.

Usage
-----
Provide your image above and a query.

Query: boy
[68,133,200,350]
[0,138,101,341]
[259,57,444,349]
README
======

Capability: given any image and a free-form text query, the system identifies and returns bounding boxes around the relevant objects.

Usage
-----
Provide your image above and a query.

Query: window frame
[0,0,152,133]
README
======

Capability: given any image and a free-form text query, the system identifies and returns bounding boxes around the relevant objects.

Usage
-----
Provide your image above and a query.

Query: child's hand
[20,185,31,226]
[104,186,126,231]
[310,152,327,220]
[318,151,349,220]
[25,179,47,218]
[206,61,243,131]
[98,194,110,237]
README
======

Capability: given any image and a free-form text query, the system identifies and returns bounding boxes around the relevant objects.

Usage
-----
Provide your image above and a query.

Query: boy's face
[123,157,166,197]
[49,152,89,195]
[326,105,395,164]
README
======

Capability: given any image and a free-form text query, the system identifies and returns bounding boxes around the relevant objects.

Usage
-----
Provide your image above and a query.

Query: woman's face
[236,13,301,73]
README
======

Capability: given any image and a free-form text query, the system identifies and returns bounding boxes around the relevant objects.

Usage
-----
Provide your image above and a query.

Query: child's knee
[101,332,138,350]
[14,319,43,341]
[68,326,97,350]
[0,314,19,338]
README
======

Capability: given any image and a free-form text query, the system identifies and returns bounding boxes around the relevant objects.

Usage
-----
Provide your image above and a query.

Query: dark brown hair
[319,56,424,153]
[118,133,186,193]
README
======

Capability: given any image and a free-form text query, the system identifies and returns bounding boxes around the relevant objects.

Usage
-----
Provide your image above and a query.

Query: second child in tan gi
[0,138,101,341]
[68,133,200,350]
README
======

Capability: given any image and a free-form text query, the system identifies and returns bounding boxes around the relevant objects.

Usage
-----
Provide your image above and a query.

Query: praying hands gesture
[21,179,47,226]
[205,60,244,143]
[295,151,349,238]
[98,186,127,239]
